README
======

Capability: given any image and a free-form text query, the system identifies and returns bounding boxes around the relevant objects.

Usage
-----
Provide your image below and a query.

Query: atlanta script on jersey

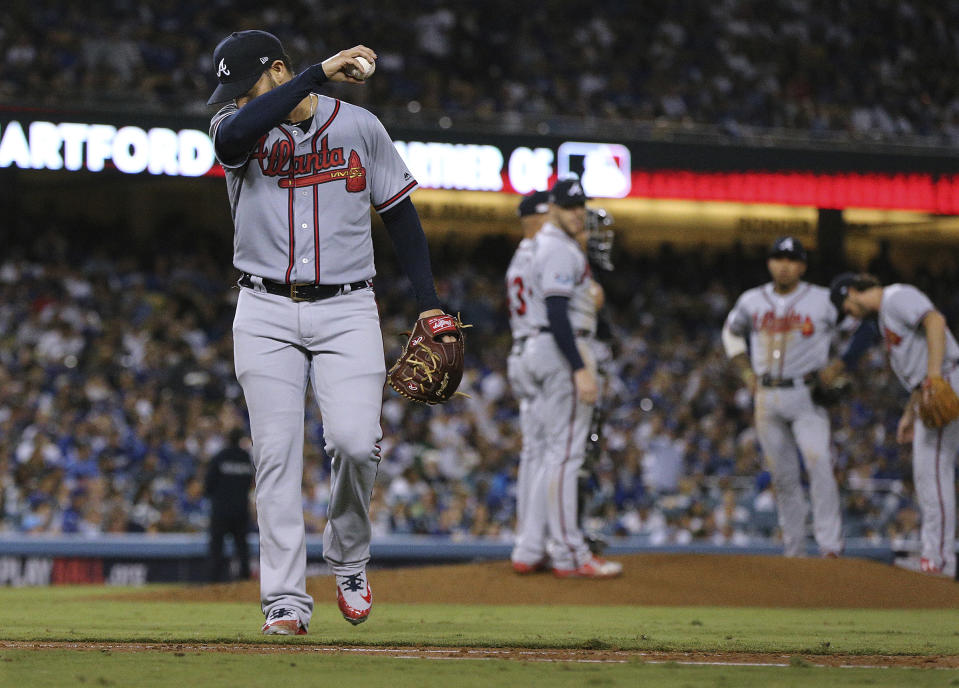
[210,94,417,285]
[724,281,838,378]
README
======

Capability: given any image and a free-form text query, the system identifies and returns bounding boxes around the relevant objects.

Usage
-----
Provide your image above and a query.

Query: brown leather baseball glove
[388,313,468,404]
[918,375,959,429]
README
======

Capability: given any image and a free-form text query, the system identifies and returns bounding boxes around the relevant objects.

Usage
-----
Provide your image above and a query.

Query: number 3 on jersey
[508,276,527,317]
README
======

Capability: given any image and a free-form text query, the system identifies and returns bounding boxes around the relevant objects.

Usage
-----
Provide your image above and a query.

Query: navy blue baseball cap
[829,272,859,313]
[549,178,589,208]
[518,191,550,217]
[208,30,286,105]
[768,236,807,262]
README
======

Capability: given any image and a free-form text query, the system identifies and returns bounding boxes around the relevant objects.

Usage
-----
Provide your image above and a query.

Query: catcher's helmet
[586,208,615,271]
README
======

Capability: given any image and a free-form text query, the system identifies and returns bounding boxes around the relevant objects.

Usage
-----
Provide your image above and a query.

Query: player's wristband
[214,65,331,161]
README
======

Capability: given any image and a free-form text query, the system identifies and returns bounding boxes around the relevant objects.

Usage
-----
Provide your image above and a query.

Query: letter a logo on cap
[782,238,793,251]
[217,59,230,77]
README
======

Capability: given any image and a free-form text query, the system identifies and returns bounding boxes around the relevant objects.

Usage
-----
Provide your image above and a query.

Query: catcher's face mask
[586,208,615,272]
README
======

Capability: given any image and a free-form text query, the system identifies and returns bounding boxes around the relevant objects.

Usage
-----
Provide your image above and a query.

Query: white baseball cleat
[336,571,373,625]
[553,556,623,579]
[262,607,306,635]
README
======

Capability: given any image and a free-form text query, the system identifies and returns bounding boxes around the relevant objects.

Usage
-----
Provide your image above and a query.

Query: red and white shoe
[512,558,549,574]
[553,556,623,579]
[920,557,944,575]
[337,571,373,625]
[262,607,306,635]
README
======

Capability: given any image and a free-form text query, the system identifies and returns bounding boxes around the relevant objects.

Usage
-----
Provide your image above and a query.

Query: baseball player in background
[722,237,844,558]
[579,207,618,553]
[506,191,549,574]
[507,191,551,573]
[830,273,959,577]
[207,30,447,633]
[512,178,622,578]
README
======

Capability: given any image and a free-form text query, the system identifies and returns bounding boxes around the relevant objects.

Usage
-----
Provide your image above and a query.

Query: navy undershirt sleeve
[380,198,441,312]
[214,64,330,162]
[546,295,585,371]
[840,317,881,369]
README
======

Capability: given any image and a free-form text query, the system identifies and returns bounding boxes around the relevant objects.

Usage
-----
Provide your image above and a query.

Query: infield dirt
[134,553,959,609]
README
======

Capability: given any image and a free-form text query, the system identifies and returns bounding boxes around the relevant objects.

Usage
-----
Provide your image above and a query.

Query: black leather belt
[760,372,817,388]
[539,326,594,338]
[239,273,369,302]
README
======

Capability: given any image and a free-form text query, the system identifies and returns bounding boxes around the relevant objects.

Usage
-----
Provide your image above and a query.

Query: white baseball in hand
[347,56,375,80]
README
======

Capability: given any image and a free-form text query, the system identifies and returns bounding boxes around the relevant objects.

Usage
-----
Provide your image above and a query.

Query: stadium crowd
[3,0,959,142]
[3,226,957,555]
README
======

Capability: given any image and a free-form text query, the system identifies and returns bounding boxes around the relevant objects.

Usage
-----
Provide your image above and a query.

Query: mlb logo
[557,142,631,198]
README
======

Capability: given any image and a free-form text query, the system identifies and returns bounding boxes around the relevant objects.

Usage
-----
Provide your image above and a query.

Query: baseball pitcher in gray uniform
[831,273,959,577]
[507,191,550,573]
[723,237,843,558]
[513,179,622,578]
[207,30,448,633]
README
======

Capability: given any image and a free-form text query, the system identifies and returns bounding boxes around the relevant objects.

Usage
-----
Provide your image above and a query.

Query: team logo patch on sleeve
[345,150,367,192]
[884,327,903,349]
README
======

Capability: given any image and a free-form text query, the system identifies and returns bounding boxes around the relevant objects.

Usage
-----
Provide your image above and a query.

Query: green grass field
[1,585,958,687]
[6,650,959,688]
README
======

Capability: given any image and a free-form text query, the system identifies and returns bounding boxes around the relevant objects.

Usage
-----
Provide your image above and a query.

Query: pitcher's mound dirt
[139,553,959,608]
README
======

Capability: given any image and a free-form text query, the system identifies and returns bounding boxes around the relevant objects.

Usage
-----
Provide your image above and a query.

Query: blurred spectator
[2,2,959,144]
[1,227,951,551]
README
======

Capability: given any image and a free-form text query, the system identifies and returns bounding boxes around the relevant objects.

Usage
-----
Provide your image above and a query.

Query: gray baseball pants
[233,286,384,628]
[514,333,595,570]
[911,368,959,577]
[754,384,843,557]
[508,341,548,564]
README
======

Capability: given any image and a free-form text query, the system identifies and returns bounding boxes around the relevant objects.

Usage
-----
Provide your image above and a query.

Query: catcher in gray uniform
[207,30,450,633]
[831,273,959,577]
[723,237,843,558]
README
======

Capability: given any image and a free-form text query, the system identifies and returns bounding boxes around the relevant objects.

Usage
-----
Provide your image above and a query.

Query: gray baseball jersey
[527,223,596,335]
[725,282,837,378]
[506,237,541,567]
[505,237,538,340]
[214,94,416,630]
[211,94,417,284]
[725,280,843,557]
[879,284,959,391]
[880,284,959,576]
[512,221,602,572]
